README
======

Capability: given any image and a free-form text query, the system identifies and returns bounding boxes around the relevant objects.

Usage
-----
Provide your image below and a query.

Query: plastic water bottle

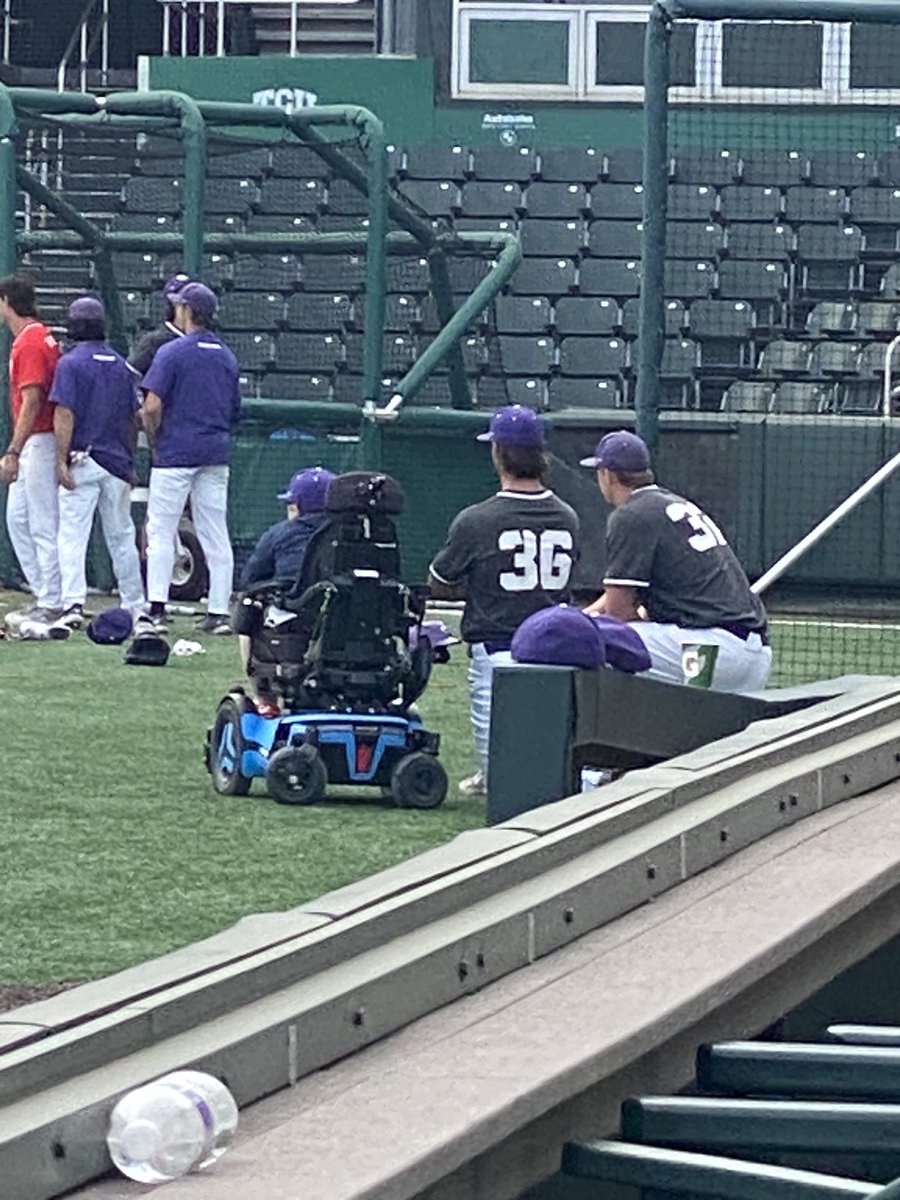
[107,1070,238,1183]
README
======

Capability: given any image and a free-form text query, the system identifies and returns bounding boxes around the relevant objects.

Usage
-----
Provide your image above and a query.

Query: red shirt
[10,321,60,438]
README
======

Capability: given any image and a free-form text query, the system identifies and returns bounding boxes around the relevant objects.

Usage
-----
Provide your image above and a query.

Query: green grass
[0,591,480,985]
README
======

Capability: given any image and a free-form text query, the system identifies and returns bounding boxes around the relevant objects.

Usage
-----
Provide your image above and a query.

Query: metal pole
[180,0,188,58]
[752,450,900,594]
[3,0,11,65]
[79,13,88,93]
[290,0,298,56]
[163,2,171,56]
[635,2,670,452]
[882,335,900,418]
[0,85,18,580]
[216,0,225,55]
[426,248,473,409]
[101,0,109,87]
[199,1,206,57]
[666,0,900,21]
[361,118,388,406]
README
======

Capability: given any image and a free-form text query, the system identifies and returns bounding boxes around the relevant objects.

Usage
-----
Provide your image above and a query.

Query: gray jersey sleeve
[603,504,658,588]
[430,509,478,584]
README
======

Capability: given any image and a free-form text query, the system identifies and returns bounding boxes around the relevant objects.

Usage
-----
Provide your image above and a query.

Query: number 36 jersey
[604,485,766,631]
[430,489,580,644]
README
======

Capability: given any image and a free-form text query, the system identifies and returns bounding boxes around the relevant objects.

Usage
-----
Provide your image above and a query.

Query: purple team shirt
[50,341,140,484]
[141,330,241,468]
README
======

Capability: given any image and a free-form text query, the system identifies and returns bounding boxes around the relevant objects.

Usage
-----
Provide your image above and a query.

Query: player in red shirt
[0,275,62,623]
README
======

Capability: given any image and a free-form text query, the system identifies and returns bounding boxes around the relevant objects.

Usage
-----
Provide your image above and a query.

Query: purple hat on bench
[511,605,651,674]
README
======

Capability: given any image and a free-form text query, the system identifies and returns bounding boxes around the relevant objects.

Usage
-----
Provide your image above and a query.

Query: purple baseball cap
[277,466,336,511]
[511,605,608,670]
[86,606,133,645]
[476,404,544,448]
[68,296,105,323]
[163,273,191,298]
[580,430,651,471]
[173,281,218,320]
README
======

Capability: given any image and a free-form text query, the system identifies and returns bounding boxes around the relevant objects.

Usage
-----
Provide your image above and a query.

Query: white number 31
[666,500,727,553]
[499,529,574,591]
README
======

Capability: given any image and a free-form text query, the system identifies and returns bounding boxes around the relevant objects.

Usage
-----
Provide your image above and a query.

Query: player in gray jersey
[430,405,579,796]
[582,430,771,692]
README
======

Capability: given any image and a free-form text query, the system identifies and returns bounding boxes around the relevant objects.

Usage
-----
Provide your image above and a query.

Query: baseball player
[141,281,241,635]
[0,274,62,624]
[127,273,190,380]
[429,405,579,796]
[50,297,145,636]
[582,430,771,692]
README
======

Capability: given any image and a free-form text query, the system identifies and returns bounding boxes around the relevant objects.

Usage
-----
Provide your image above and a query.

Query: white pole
[752,446,900,595]
[163,2,171,56]
[101,0,109,86]
[180,0,188,57]
[216,0,225,56]
[199,0,206,56]
[290,0,298,56]
[79,14,88,92]
[883,334,900,418]
[3,0,11,65]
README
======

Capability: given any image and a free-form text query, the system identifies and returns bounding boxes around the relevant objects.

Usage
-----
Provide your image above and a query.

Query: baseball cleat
[458,769,487,796]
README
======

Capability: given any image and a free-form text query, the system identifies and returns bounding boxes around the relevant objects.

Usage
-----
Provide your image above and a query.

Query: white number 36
[666,500,727,553]
[498,529,574,591]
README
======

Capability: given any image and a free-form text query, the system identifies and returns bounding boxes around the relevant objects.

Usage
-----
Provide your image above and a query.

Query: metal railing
[159,0,362,59]
[56,0,110,92]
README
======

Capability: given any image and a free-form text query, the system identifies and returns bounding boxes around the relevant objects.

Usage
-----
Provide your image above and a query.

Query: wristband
[4,448,19,458]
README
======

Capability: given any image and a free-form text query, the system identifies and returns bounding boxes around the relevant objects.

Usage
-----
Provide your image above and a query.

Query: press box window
[848,23,900,90]
[458,9,578,95]
[593,19,697,87]
[721,21,823,89]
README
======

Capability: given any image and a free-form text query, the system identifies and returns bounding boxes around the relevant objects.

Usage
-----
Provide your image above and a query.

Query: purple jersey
[142,330,241,468]
[50,341,139,483]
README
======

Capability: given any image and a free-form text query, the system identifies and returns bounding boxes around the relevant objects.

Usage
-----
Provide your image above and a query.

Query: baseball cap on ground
[580,430,651,471]
[68,296,105,323]
[277,466,336,511]
[163,273,191,298]
[511,605,651,674]
[476,405,544,448]
[87,607,133,645]
[173,281,218,320]
[125,631,171,667]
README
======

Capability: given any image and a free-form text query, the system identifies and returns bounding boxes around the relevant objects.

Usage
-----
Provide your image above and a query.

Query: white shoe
[458,769,487,796]
[49,605,84,640]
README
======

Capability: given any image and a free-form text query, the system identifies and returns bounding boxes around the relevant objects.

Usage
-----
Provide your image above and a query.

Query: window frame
[454,3,582,100]
[710,18,840,105]
[585,8,707,102]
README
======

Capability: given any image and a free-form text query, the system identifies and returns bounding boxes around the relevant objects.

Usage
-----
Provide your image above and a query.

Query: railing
[882,334,900,418]
[56,0,110,92]
[158,0,363,59]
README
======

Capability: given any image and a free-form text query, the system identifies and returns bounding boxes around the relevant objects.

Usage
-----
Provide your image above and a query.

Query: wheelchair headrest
[325,472,404,516]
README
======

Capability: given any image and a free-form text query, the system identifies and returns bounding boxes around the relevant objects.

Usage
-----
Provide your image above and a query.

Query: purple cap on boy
[580,429,651,471]
[277,466,336,511]
[476,405,544,448]
[68,296,105,323]
[173,281,218,320]
[163,273,191,298]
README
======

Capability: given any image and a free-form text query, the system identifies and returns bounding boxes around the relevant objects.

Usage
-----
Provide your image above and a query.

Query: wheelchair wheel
[267,745,328,806]
[209,694,253,796]
[390,753,448,810]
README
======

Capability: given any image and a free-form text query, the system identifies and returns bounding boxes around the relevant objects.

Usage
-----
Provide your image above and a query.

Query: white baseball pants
[468,642,514,781]
[5,431,61,609]
[631,621,773,693]
[57,457,145,613]
[146,464,234,614]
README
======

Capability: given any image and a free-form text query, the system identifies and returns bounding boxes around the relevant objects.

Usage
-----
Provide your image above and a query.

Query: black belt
[482,637,513,655]
[721,622,770,646]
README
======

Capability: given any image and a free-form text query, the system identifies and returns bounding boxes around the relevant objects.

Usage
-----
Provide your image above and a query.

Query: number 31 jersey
[430,489,580,644]
[604,485,766,631]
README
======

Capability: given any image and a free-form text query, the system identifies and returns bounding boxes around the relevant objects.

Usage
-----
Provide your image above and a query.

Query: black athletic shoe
[196,614,233,636]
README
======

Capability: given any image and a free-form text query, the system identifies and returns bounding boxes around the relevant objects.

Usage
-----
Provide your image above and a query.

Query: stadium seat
[848,187,900,225]
[558,336,627,377]
[207,145,271,179]
[303,253,367,292]
[494,296,552,334]
[773,381,830,413]
[548,377,620,409]
[113,212,179,234]
[690,299,755,369]
[589,183,644,220]
[331,374,365,405]
[718,260,786,302]
[382,294,419,332]
[199,252,234,290]
[537,146,603,183]
[554,296,619,336]
[119,290,150,331]
[111,251,160,289]
[808,341,862,378]
[447,256,494,292]
[453,216,516,235]
[229,332,276,373]
[404,376,455,407]
[724,223,793,260]
[797,224,864,261]
[396,179,459,217]
[402,143,469,180]
[497,335,555,376]
[275,332,343,373]
[858,301,900,337]
[510,257,577,296]
[472,145,538,182]
[259,372,333,402]
[246,213,315,234]
[418,333,487,375]
[232,254,301,292]
[664,260,716,300]
[219,292,284,332]
[806,301,858,337]
[525,183,588,218]
[807,150,876,188]
[205,214,244,235]
[123,177,181,214]
[258,178,325,216]
[205,178,258,214]
[667,222,723,259]
[839,346,885,413]
[881,263,900,300]
[603,148,647,184]
[419,293,476,334]
[381,333,418,373]
[660,337,699,379]
[721,380,773,412]
[270,145,331,178]
[621,297,686,337]
[579,258,640,298]
[459,181,522,218]
[784,186,846,224]
[740,149,808,187]
[719,186,782,224]
[317,215,369,234]
[877,149,900,187]
[502,377,548,409]
[667,185,717,221]
[324,178,369,216]
[519,219,585,257]
[285,292,353,331]
[387,256,432,293]
[759,339,811,377]
[670,147,739,186]
[135,154,183,178]
[587,220,643,258]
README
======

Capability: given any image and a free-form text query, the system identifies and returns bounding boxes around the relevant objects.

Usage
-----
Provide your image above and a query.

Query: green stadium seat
[453,216,515,235]
[502,377,548,409]
[718,259,786,302]
[667,184,717,221]
[773,381,831,413]
[229,332,276,373]
[724,223,793,260]
[459,181,522,218]
[759,338,811,377]
[284,292,353,331]
[219,292,284,332]
[722,380,773,412]
[848,187,900,225]
[123,176,181,214]
[494,296,552,334]
[207,145,271,180]
[402,143,469,181]
[111,251,160,289]
[797,224,864,261]
[587,219,643,257]
[668,222,724,259]
[259,372,333,402]
[858,301,899,336]
[670,148,739,186]
[383,294,419,332]
[381,333,418,373]
[395,179,459,217]
[622,297,686,337]
[660,337,699,379]
[877,149,900,187]
[537,146,603,183]
[257,177,324,216]
[386,256,431,293]
[603,148,647,184]
[472,144,538,182]
[806,301,858,338]
[519,219,584,256]
[526,182,588,218]
[205,214,245,236]
[580,258,640,298]
[664,259,716,300]
[199,252,234,290]
[204,178,259,215]
[275,332,342,373]
[302,253,367,292]
[719,186,783,224]
[510,257,577,296]
[316,215,369,234]
[784,186,847,224]
[246,213,315,235]
[690,300,755,368]
[418,333,487,374]
[232,254,301,292]
[119,290,150,332]
[135,155,183,178]
[419,292,476,334]
[447,256,494,291]
[403,377,455,407]
[113,212,179,234]
[807,150,876,188]
[270,145,330,179]
[559,336,627,377]
[498,334,555,376]
[324,177,370,216]
[740,149,808,186]
[589,183,644,220]
[554,296,620,336]
[880,263,900,299]
[808,341,862,378]
[548,377,620,409]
